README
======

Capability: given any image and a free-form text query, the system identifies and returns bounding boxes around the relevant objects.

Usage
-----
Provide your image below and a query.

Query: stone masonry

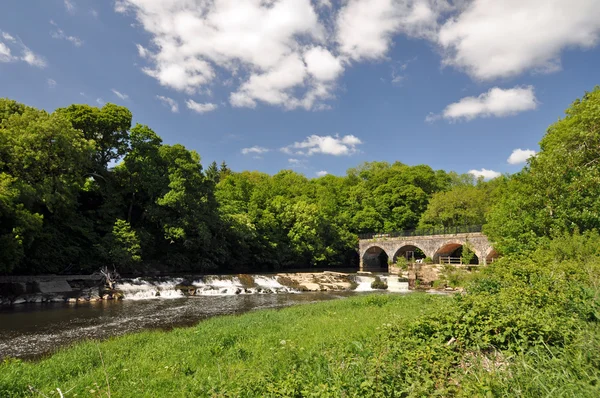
[359,232,496,271]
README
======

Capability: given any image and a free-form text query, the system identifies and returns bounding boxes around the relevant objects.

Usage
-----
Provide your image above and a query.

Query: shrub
[371,276,388,290]
[395,256,408,270]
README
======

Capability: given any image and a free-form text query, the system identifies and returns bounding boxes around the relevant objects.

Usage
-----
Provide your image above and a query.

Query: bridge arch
[361,245,390,272]
[484,248,499,264]
[433,240,481,265]
[392,245,427,263]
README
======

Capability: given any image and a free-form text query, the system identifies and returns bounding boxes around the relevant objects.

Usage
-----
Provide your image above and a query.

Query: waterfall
[117,278,185,300]
[380,275,409,293]
[352,275,409,293]
[117,275,297,300]
[116,273,409,300]
[354,276,375,292]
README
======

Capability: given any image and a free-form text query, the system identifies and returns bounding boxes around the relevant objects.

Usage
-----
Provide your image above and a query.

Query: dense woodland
[1,86,599,275]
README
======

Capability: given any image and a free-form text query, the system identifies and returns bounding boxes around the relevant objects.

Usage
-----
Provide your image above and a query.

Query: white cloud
[282,134,362,156]
[288,158,301,164]
[438,0,600,80]
[316,170,328,177]
[432,86,537,122]
[241,146,269,155]
[336,0,443,61]
[50,21,83,47]
[111,89,129,100]
[0,42,12,62]
[47,78,57,88]
[156,95,179,112]
[1,32,15,43]
[117,0,339,110]
[136,44,149,58]
[186,99,218,114]
[96,98,105,105]
[1,31,46,67]
[118,0,600,111]
[507,148,536,165]
[21,48,46,68]
[468,168,501,180]
[64,0,75,14]
[304,46,344,81]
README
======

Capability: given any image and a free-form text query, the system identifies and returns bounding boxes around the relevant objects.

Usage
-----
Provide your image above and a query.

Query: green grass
[0,293,445,397]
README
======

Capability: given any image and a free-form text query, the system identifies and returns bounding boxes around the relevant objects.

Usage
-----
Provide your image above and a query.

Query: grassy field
[4,242,600,398]
[0,293,446,397]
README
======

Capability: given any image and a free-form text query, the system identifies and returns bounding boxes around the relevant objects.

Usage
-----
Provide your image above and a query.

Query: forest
[1,86,599,276]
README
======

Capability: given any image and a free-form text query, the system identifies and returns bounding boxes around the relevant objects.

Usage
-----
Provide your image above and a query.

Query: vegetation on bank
[0,97,502,275]
[2,232,600,396]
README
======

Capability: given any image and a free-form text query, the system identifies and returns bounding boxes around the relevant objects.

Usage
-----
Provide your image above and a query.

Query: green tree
[486,86,600,254]
[57,103,132,172]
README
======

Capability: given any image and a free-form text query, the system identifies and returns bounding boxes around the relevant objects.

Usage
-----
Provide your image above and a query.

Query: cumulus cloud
[186,99,218,114]
[111,89,129,100]
[47,78,57,88]
[316,170,328,177]
[117,0,600,110]
[432,86,538,122]
[241,146,270,155]
[281,134,362,156]
[50,20,83,47]
[116,0,453,110]
[288,158,302,164]
[336,0,442,61]
[507,148,536,165]
[468,168,501,180]
[438,0,600,80]
[156,95,179,112]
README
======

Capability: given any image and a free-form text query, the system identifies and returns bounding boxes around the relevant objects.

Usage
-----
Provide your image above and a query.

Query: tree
[56,103,132,172]
[486,86,600,254]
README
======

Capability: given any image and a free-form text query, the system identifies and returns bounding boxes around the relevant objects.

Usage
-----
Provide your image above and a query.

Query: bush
[371,276,388,290]
[424,256,434,264]
[395,256,408,270]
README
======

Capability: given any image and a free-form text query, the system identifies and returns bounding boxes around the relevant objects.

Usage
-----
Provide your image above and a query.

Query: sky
[1,0,599,179]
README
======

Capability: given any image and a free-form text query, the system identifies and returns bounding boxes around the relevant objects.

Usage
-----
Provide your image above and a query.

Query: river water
[0,274,408,360]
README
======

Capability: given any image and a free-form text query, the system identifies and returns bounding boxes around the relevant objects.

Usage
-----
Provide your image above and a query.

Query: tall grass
[0,294,442,397]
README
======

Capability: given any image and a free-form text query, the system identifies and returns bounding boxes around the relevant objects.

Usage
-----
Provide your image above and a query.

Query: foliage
[418,180,503,229]
[106,219,141,270]
[395,256,408,270]
[370,276,388,289]
[486,86,600,254]
[461,241,476,265]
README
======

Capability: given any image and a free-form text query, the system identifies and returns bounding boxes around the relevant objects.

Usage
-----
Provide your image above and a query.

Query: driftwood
[99,266,120,290]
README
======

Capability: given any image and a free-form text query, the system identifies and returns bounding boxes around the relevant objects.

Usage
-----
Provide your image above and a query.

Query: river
[0,274,408,360]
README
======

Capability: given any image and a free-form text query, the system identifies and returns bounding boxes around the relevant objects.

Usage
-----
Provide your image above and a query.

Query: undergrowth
[2,232,600,396]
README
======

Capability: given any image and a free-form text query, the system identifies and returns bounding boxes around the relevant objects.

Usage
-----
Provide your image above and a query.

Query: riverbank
[0,293,442,397]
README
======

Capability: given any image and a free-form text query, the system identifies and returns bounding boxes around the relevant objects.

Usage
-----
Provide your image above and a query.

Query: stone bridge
[359,232,497,272]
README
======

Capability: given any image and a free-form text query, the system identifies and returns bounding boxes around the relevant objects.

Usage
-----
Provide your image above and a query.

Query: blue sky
[1,0,599,178]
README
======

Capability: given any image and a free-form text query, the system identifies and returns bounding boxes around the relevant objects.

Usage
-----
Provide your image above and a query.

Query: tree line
[1,86,598,274]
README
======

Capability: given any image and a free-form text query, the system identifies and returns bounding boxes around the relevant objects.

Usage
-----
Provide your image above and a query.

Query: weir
[358,226,497,272]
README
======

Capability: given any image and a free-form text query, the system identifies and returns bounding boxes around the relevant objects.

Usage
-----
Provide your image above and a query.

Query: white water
[117,274,407,300]
[117,275,297,299]
[117,278,186,300]
[353,275,409,293]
